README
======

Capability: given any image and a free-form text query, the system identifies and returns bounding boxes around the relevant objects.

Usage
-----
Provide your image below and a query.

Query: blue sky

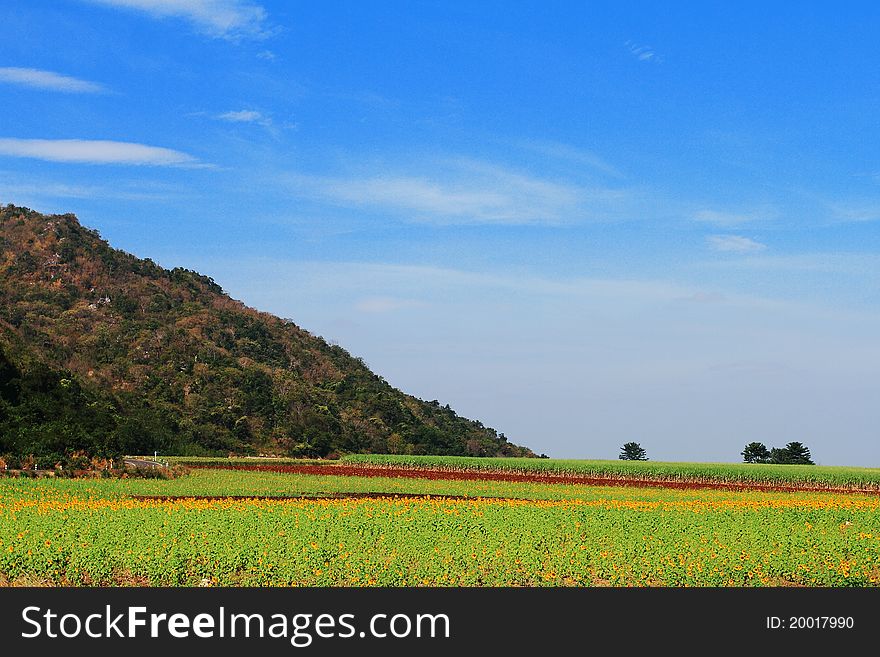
[2,1,879,464]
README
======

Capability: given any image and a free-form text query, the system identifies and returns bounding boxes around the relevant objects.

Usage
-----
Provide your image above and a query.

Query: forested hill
[0,205,536,463]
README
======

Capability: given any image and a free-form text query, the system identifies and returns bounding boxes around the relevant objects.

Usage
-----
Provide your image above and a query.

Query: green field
[2,466,879,587]
[5,466,868,501]
[342,454,880,489]
[133,456,328,467]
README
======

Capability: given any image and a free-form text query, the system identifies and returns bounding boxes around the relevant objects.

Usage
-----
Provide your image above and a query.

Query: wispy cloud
[354,296,426,314]
[700,252,880,274]
[693,208,773,226]
[0,67,106,93]
[213,109,296,135]
[216,109,272,127]
[0,138,203,167]
[83,0,272,40]
[675,291,727,304]
[280,157,650,225]
[707,234,767,253]
[625,40,662,63]
[828,200,880,223]
[284,158,634,225]
[516,139,622,177]
[213,259,711,311]
[0,175,185,203]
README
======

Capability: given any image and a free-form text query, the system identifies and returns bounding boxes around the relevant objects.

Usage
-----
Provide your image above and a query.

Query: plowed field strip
[189,464,880,495]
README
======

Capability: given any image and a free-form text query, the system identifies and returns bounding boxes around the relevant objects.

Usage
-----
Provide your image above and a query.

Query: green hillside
[0,204,535,464]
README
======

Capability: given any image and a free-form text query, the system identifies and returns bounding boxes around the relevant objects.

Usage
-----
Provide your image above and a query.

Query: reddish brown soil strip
[190,463,880,495]
[129,492,512,502]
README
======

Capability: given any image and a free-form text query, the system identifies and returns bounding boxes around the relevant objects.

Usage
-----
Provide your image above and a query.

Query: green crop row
[0,468,854,503]
[128,456,327,467]
[341,454,880,489]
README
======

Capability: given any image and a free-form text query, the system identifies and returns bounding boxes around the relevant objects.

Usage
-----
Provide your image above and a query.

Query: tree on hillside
[619,442,648,461]
[741,442,771,464]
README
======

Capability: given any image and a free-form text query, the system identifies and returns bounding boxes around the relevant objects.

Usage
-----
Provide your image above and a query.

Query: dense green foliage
[2,470,879,586]
[342,454,880,490]
[742,442,772,464]
[619,441,648,461]
[742,441,814,465]
[152,456,327,467]
[0,348,100,466]
[772,442,814,465]
[0,343,206,470]
[0,205,534,460]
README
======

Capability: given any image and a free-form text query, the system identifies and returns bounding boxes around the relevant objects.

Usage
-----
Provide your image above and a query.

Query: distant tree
[768,447,788,464]
[779,441,814,465]
[767,442,815,465]
[619,442,648,461]
[741,442,771,464]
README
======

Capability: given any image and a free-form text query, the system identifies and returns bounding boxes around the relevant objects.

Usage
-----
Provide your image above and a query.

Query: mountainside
[0,204,536,463]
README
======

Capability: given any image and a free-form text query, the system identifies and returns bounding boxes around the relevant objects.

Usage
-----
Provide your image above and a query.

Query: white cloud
[0,172,186,203]
[0,67,106,93]
[0,138,202,167]
[701,253,880,273]
[222,260,706,310]
[693,208,771,226]
[625,41,662,63]
[282,157,638,225]
[354,296,426,314]
[84,0,271,40]
[828,200,880,223]
[707,234,767,253]
[216,109,272,126]
[287,171,580,224]
[218,110,261,122]
[515,139,622,178]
